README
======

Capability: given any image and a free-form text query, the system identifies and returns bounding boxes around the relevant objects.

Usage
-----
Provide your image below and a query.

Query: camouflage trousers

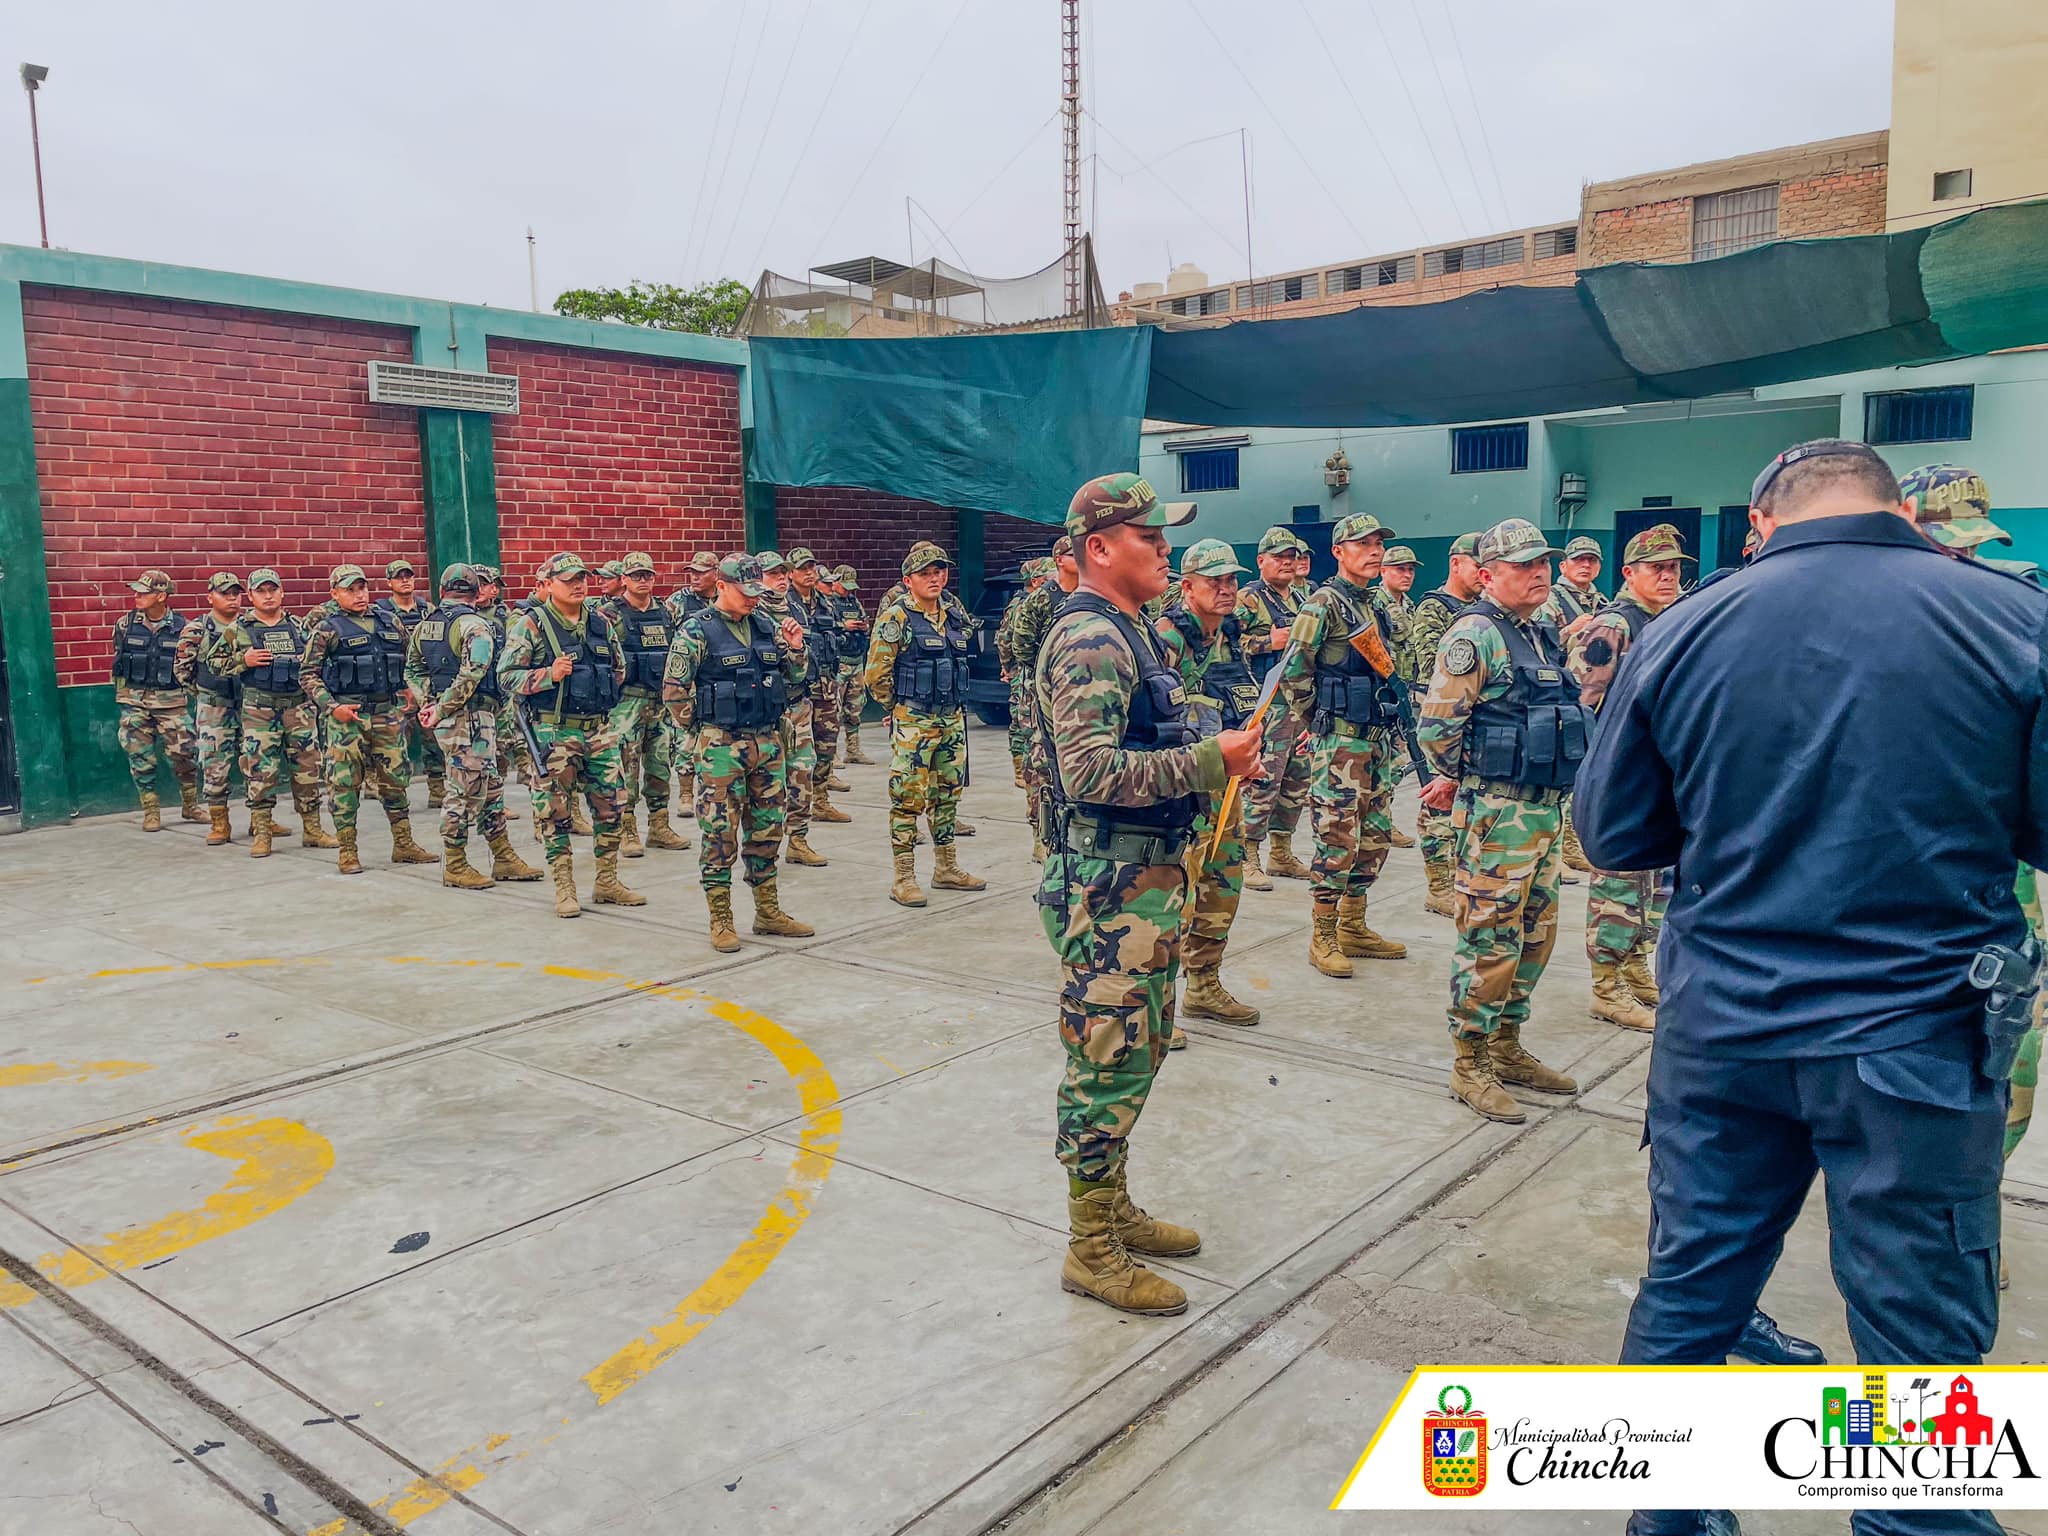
[1308,728,1397,900]
[1448,783,1565,1040]
[694,724,787,890]
[1418,802,1454,873]
[1182,783,1247,971]
[809,678,841,778]
[496,701,535,792]
[116,697,196,796]
[194,695,241,807]
[1007,675,1034,764]
[1040,848,1188,1184]
[239,693,320,811]
[1585,866,1671,967]
[779,698,816,840]
[838,666,868,757]
[432,707,506,847]
[888,704,966,853]
[399,696,446,776]
[529,716,626,861]
[324,703,410,832]
[609,695,672,814]
[1242,721,1310,843]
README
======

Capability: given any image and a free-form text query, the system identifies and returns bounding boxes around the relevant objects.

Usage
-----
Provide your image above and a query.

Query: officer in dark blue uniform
[1576,440,2048,1536]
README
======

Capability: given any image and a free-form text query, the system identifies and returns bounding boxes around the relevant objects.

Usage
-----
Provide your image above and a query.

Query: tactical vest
[113,613,182,689]
[1463,603,1594,790]
[418,603,503,708]
[1310,582,1398,730]
[891,601,970,713]
[693,610,790,730]
[374,596,430,637]
[667,588,709,624]
[192,615,241,702]
[1040,593,1200,845]
[242,614,306,696]
[1167,605,1260,736]
[611,600,672,697]
[1413,588,1469,629]
[793,593,838,680]
[1551,582,1601,625]
[319,610,407,701]
[528,605,623,720]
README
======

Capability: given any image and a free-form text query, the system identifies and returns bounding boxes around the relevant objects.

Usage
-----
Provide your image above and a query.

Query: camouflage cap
[598,560,626,579]
[473,563,501,584]
[902,540,951,576]
[329,563,369,588]
[1066,472,1196,541]
[619,551,656,576]
[1562,535,1603,561]
[1900,462,2007,549]
[834,565,860,589]
[756,550,787,573]
[1052,534,1074,560]
[128,568,173,595]
[248,567,284,590]
[1380,544,1419,567]
[1448,532,1482,559]
[1330,512,1394,546]
[206,570,245,593]
[1256,525,1303,557]
[384,557,416,578]
[717,554,768,597]
[1178,538,1249,578]
[438,562,478,591]
[1622,523,1697,564]
[538,552,589,581]
[688,550,720,573]
[1473,518,1560,565]
[785,546,819,568]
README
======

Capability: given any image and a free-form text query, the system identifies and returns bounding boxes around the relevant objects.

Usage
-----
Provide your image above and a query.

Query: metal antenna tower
[1061,0,1082,316]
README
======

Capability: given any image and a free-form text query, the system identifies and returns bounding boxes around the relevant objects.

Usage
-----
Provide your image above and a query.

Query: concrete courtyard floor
[1,722,2044,1536]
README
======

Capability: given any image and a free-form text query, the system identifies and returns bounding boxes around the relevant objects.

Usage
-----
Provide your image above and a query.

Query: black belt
[1322,718,1393,740]
[1461,776,1566,806]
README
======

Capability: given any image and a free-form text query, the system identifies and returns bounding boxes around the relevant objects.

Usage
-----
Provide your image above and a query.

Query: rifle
[513,697,549,786]
[1345,615,1436,790]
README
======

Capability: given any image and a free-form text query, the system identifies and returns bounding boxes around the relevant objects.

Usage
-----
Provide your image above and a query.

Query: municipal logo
[1423,1383,1487,1497]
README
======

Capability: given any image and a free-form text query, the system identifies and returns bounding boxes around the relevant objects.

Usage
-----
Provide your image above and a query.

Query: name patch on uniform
[1441,637,1478,676]
[1534,667,1560,683]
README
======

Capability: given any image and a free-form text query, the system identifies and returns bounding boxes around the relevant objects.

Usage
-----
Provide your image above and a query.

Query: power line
[1439,0,1514,231]
[1177,0,1372,252]
[1087,111,1247,262]
[746,0,881,277]
[714,0,823,279]
[1404,0,1499,232]
[690,0,777,280]
[679,8,750,282]
[1292,0,1431,246]
[1359,0,1473,239]
[940,111,1060,236]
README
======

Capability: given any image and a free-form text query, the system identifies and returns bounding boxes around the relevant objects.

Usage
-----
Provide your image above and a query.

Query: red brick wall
[488,341,743,592]
[986,511,1057,573]
[1586,196,1693,265]
[24,287,425,687]
[773,488,1057,601]
[1779,165,1888,239]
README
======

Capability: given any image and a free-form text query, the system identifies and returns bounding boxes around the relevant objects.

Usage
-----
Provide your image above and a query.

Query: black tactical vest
[612,601,672,697]
[374,597,430,637]
[319,610,407,701]
[192,615,240,702]
[693,610,790,730]
[418,603,503,707]
[1167,605,1260,736]
[891,601,969,713]
[1041,593,1200,835]
[528,605,623,719]
[1550,582,1601,626]
[242,614,307,696]
[113,613,182,689]
[667,588,709,625]
[1463,602,1594,789]
[1413,588,1469,630]
[1309,582,1397,729]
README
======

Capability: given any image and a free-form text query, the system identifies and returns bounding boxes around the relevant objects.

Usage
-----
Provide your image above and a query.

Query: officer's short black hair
[1756,438,1901,519]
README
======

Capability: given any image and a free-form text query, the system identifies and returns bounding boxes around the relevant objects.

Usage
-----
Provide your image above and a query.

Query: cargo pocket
[1951,1191,2001,1255]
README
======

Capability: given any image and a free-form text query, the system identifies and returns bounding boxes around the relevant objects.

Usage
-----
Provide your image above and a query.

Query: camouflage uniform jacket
[993,585,1038,675]
[1264,574,1390,752]
[110,610,189,709]
[863,592,957,708]
[1417,599,1569,782]
[829,591,870,665]
[495,602,627,703]
[174,611,240,691]
[1373,588,1418,684]
[403,609,497,714]
[1235,580,1304,669]
[1154,607,1254,741]
[1002,582,1065,677]
[204,611,298,683]
[1537,578,1604,636]
[1034,602,1228,807]
[1563,589,1659,712]
[660,608,808,731]
[1402,587,1474,693]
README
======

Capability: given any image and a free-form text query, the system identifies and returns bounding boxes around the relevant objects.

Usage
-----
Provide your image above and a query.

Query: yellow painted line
[0,1060,153,1089]
[0,1117,333,1310]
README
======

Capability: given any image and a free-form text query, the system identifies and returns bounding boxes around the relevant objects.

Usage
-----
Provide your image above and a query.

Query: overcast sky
[5,0,1893,311]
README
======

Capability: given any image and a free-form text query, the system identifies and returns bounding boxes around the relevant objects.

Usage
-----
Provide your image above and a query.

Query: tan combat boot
[248,808,275,859]
[592,851,647,906]
[388,817,440,865]
[488,832,543,881]
[811,787,852,824]
[1182,964,1260,1025]
[139,790,163,832]
[645,808,691,850]
[620,809,644,858]
[179,783,206,822]
[296,796,338,848]
[1168,1027,1188,1051]
[675,771,696,814]
[889,850,927,907]
[750,878,814,937]
[1111,1166,1202,1257]
[1591,963,1656,1032]
[930,842,985,890]
[1310,898,1353,978]
[427,773,446,809]
[549,854,581,917]
[1060,1184,1188,1317]
[785,834,828,867]
[268,806,296,838]
[570,800,593,837]
[1388,823,1416,848]
[952,815,977,837]
[844,733,872,765]
[706,887,742,953]
[1012,759,1028,789]
[1491,1021,1577,1095]
[337,828,364,876]
[1423,862,1456,919]
[1242,842,1274,891]
[206,805,233,846]
[1266,830,1310,880]
[442,844,496,891]
[1450,1035,1526,1123]
[827,769,850,792]
[1620,948,1660,1006]
[1336,894,1407,959]
[1561,819,1592,873]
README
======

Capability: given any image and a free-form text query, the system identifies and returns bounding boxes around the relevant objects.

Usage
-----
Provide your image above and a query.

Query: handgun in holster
[1969,932,2043,1082]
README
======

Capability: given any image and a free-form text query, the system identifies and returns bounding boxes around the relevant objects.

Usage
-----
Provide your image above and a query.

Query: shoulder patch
[1582,636,1615,669]
[1441,637,1478,676]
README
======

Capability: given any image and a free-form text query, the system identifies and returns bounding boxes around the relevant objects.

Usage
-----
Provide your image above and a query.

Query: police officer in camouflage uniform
[998,557,1051,785]
[662,555,814,950]
[471,565,527,822]
[1539,533,1605,878]
[756,552,829,867]
[111,568,203,830]
[664,551,721,814]
[1236,527,1313,888]
[788,548,852,825]
[177,572,248,846]
[1373,544,1421,850]
[1417,518,1588,1124]
[827,563,875,765]
[1036,473,1260,1318]
[607,551,691,858]
[1404,531,1483,916]
[376,557,444,808]
[1008,536,1078,855]
[865,541,984,906]
[205,568,334,856]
